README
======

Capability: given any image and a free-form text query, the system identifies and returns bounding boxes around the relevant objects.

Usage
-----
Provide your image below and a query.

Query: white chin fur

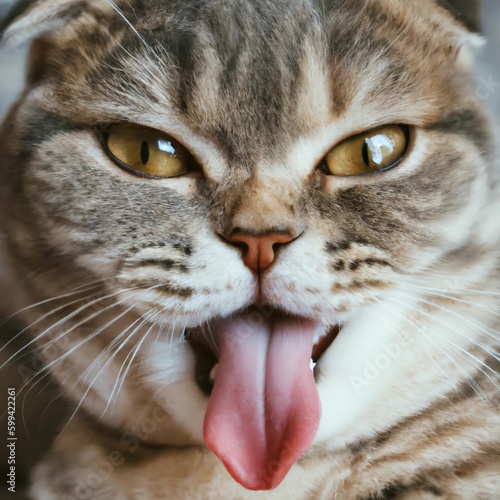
[140,272,489,452]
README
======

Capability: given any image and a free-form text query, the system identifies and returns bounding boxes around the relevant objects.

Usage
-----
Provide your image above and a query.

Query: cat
[0,0,499,498]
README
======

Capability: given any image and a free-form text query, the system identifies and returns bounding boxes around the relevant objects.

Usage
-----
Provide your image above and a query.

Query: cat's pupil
[140,141,149,165]
[362,141,370,168]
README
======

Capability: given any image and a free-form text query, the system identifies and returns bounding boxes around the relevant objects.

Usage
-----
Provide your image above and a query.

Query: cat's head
[1,0,497,491]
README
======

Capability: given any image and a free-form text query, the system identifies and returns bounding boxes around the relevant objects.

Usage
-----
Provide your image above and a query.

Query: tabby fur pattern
[0,0,499,498]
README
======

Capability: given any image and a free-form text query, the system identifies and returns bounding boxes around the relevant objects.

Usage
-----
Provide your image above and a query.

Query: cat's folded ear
[0,0,91,47]
[436,0,481,32]
[435,0,483,70]
[0,0,103,83]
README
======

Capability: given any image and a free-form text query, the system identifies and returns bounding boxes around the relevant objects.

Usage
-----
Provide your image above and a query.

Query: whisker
[37,294,147,376]
[0,282,167,370]
[0,286,138,367]
[0,277,108,326]
[380,296,493,404]
[403,276,500,298]
[79,312,145,383]
[0,287,103,357]
[64,312,150,429]
[439,337,500,390]
[387,296,498,405]
[13,302,139,418]
[106,315,160,417]
[397,291,500,348]
[372,297,451,381]
[106,0,154,52]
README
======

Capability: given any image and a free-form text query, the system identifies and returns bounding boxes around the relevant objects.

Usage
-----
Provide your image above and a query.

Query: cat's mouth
[186,308,341,491]
[187,318,340,395]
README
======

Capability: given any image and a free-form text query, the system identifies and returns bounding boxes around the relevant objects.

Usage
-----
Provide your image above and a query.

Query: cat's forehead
[47,0,458,166]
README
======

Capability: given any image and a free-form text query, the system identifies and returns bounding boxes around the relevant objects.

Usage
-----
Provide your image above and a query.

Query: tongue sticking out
[203,313,321,490]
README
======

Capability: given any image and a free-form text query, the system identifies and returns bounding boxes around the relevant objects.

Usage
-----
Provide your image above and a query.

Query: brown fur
[0,0,498,498]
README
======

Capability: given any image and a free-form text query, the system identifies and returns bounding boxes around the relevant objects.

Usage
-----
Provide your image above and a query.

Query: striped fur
[0,0,498,498]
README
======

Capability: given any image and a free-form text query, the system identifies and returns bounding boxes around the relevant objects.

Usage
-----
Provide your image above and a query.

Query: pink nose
[226,231,296,272]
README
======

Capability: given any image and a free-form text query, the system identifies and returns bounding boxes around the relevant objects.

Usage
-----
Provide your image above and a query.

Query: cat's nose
[225,230,297,272]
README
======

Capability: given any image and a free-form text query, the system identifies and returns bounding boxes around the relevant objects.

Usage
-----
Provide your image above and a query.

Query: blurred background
[0,0,499,121]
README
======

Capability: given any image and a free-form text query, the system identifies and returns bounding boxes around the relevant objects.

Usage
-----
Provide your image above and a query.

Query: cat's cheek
[92,339,208,446]
[311,302,411,446]
[263,230,394,325]
[113,237,256,326]
[262,234,347,322]
[310,291,472,448]
[141,342,207,445]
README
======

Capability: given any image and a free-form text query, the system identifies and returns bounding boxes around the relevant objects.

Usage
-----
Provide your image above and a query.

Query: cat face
[1,0,497,491]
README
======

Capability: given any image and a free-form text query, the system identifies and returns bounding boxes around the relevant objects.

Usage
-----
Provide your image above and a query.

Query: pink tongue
[203,313,321,490]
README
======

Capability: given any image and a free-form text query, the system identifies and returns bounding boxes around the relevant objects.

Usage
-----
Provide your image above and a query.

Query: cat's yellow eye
[104,124,193,178]
[322,125,408,176]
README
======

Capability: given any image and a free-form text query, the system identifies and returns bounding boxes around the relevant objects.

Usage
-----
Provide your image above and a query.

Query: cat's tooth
[210,363,219,382]
[310,359,316,372]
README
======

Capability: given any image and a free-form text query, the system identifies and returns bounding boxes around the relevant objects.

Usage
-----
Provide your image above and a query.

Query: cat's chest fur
[0,0,499,498]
